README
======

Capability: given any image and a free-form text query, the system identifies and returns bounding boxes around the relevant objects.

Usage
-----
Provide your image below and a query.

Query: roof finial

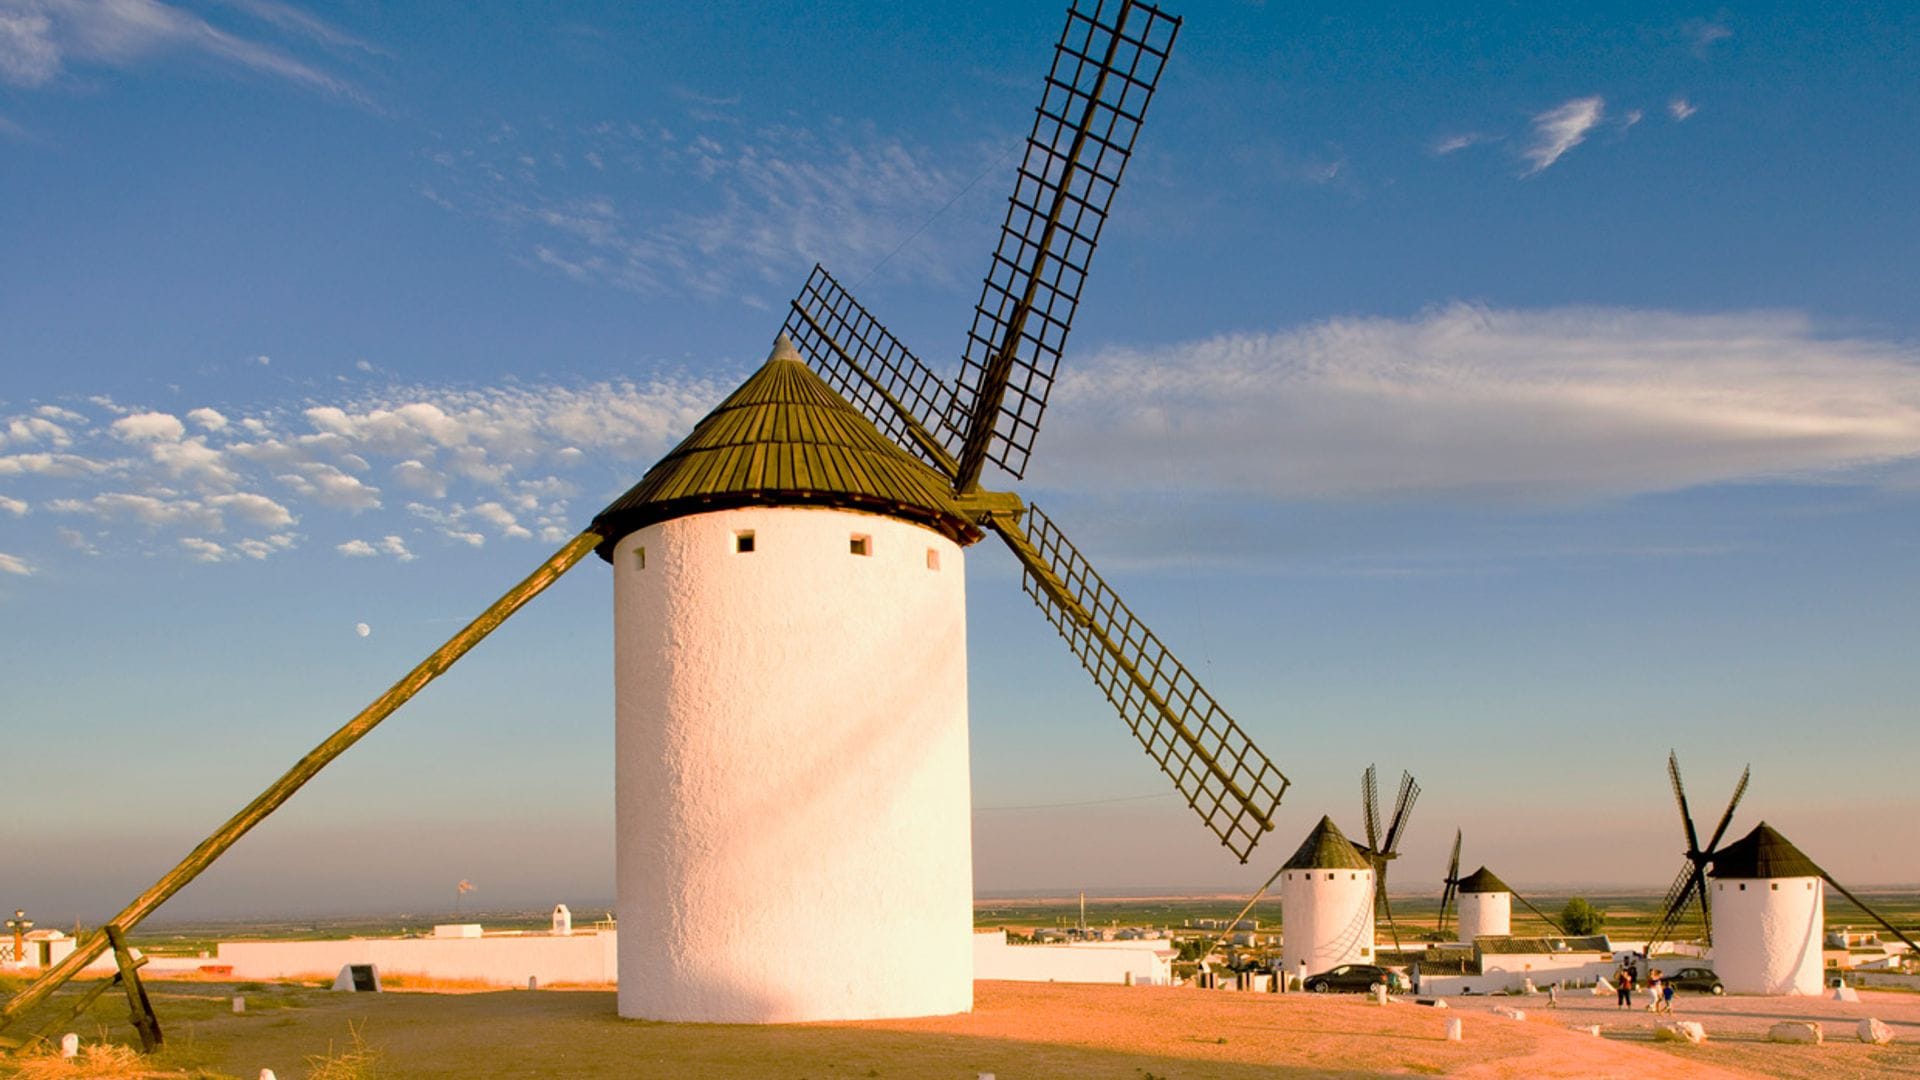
[768,333,802,365]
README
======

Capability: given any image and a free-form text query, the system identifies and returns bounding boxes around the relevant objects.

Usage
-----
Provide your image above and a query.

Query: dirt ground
[8,980,1920,1078]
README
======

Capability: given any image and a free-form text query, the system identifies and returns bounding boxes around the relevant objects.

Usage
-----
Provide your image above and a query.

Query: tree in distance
[1560,898,1606,935]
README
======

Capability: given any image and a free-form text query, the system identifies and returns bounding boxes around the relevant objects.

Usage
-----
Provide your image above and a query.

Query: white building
[596,338,979,1024]
[1278,815,1376,984]
[1453,866,1512,943]
[972,931,1173,986]
[216,924,616,986]
[1710,822,1825,995]
[1418,935,1616,996]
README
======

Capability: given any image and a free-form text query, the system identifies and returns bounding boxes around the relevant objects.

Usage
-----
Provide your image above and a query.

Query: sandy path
[109,979,1897,1079]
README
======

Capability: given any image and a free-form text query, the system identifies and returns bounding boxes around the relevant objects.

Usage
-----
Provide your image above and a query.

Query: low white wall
[216,931,617,986]
[1423,955,1617,996]
[1855,972,1920,991]
[972,932,1171,986]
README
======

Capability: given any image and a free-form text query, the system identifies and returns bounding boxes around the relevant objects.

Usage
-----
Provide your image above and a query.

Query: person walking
[1615,964,1634,1009]
[1662,976,1676,1014]
[1646,970,1663,1013]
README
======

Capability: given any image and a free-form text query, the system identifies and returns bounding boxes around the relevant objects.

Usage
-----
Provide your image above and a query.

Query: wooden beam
[104,926,161,1054]
[1,531,602,1035]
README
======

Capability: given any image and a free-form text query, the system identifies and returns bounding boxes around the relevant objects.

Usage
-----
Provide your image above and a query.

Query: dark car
[1661,967,1724,995]
[1304,964,1409,993]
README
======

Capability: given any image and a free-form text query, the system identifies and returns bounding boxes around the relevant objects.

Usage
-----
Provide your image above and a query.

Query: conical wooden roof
[1282,815,1374,871]
[593,337,980,559]
[1710,822,1823,880]
[1456,866,1510,894]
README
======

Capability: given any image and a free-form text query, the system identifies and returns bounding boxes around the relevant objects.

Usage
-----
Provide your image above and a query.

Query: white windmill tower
[1452,866,1513,944]
[589,0,1291,1024]
[1278,816,1375,983]
[1708,823,1825,995]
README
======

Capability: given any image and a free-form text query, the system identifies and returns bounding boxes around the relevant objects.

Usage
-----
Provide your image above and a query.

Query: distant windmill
[0,0,1295,1044]
[1352,765,1418,950]
[1645,751,1750,953]
[1435,828,1563,943]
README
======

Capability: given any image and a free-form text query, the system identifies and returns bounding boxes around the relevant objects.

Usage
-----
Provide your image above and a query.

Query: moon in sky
[355,622,371,638]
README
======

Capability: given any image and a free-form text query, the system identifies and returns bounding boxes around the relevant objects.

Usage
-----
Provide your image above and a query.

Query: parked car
[1662,967,1725,995]
[1304,964,1409,993]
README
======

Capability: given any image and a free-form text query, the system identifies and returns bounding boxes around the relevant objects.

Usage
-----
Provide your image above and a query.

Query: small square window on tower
[735,530,756,553]
[633,547,647,570]
[850,534,872,556]
[925,548,940,570]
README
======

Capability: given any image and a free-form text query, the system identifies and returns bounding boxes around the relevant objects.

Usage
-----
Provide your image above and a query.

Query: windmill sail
[1645,752,1749,952]
[952,0,1182,489]
[784,264,962,476]
[1437,828,1463,937]
[995,503,1288,861]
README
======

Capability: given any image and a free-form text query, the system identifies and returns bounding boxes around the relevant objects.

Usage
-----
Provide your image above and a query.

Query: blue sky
[4,1,1918,921]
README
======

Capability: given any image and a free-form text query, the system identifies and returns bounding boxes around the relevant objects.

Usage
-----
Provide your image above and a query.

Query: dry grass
[301,1023,378,1080]
[0,1040,222,1080]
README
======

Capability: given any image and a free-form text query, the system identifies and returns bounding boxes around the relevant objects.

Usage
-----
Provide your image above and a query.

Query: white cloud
[150,437,239,485]
[469,500,531,539]
[1669,97,1698,121]
[0,0,364,99]
[6,415,73,447]
[0,452,108,477]
[208,491,295,528]
[179,537,228,562]
[256,354,272,366]
[36,405,87,424]
[336,538,377,557]
[354,359,373,373]
[0,551,32,576]
[1622,109,1644,129]
[0,495,27,515]
[1037,305,1920,503]
[1522,96,1604,176]
[111,411,186,442]
[1432,132,1490,156]
[378,534,415,561]
[187,406,230,431]
[275,463,380,510]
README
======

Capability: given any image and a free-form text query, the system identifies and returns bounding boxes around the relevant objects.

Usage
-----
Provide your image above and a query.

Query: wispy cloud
[1036,306,1920,503]
[1668,96,1698,121]
[1522,96,1605,176]
[0,551,33,576]
[422,117,984,302]
[1682,19,1733,57]
[0,0,369,103]
[1432,132,1493,156]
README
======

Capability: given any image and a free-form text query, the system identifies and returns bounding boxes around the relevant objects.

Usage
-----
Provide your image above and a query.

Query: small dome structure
[1710,822,1824,995]
[1454,866,1512,944]
[1279,816,1376,980]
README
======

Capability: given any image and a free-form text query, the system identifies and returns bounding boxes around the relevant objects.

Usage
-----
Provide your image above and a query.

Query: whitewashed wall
[1456,891,1510,943]
[614,507,973,1023]
[1279,866,1375,980]
[1712,875,1824,995]
[215,932,617,985]
[972,932,1172,986]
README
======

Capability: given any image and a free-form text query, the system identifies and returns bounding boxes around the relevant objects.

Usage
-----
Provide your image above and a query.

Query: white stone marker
[232,995,245,1014]
[1859,1017,1895,1045]
[1372,983,1388,1006]
[60,1033,78,1058]
[1767,1021,1822,1044]
[1654,1020,1706,1044]
[259,1070,278,1080]
[1833,984,1861,1002]
[1445,1017,1463,1042]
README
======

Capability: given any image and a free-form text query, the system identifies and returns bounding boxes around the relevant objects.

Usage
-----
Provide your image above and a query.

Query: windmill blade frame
[1384,771,1419,857]
[784,264,962,476]
[1361,765,1381,859]
[1703,766,1750,854]
[1645,861,1705,953]
[993,503,1288,861]
[952,0,1181,489]
[1437,828,1462,937]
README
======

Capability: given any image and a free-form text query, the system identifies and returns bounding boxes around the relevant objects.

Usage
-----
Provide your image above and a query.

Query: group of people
[1612,961,1676,1012]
